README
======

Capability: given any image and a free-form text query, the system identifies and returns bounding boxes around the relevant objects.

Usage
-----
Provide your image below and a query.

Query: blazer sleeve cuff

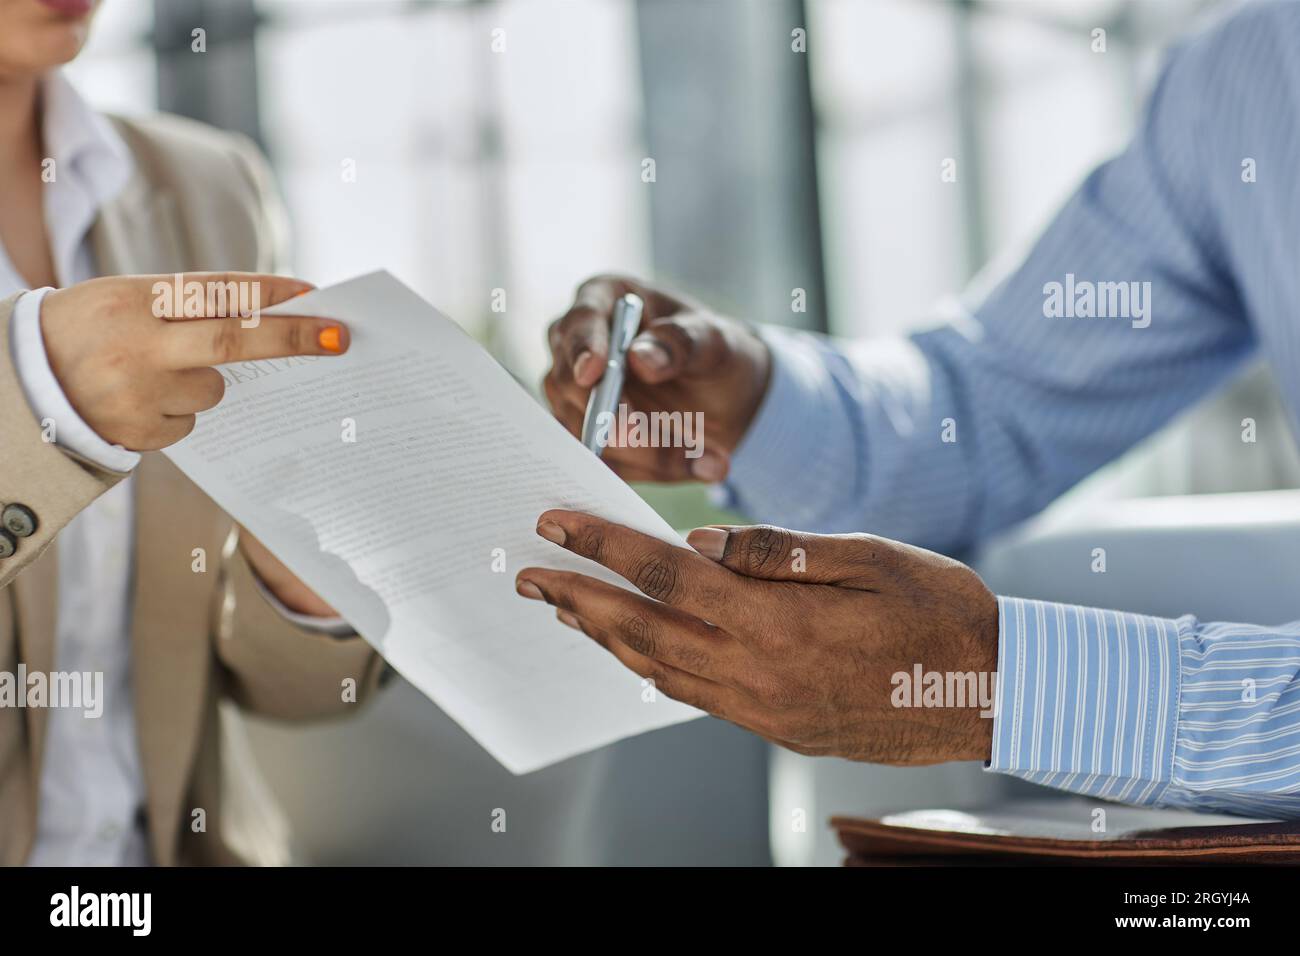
[1,292,123,585]
[250,572,355,638]
[9,288,141,473]
[214,528,383,720]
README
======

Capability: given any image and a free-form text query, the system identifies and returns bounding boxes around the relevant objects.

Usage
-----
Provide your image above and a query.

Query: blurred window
[808,0,1225,338]
[805,0,1300,501]
[253,0,648,390]
[71,0,1291,509]
[63,1,157,114]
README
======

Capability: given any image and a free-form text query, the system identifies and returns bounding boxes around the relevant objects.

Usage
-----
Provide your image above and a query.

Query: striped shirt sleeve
[725,5,1300,554]
[990,597,1300,819]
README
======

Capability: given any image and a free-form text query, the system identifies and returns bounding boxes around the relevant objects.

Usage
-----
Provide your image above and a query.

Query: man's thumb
[627,313,728,385]
[687,525,891,590]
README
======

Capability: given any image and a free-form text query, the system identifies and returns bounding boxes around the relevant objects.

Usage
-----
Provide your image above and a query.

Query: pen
[581,293,644,457]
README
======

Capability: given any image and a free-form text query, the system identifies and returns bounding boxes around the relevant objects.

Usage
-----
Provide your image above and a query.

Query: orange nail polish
[318,326,342,352]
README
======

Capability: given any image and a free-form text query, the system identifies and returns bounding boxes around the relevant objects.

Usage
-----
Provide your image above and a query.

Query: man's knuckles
[631,552,680,604]
[566,521,606,564]
[726,525,794,577]
[613,610,659,659]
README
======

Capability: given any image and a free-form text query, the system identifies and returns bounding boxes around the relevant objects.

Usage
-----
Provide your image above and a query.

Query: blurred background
[69,0,1299,864]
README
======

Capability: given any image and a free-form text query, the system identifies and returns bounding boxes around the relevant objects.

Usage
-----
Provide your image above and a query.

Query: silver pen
[581,293,644,457]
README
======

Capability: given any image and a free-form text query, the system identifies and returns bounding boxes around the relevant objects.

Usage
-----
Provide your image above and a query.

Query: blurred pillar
[598,0,836,867]
[634,0,828,333]
[952,0,988,279]
[152,0,263,147]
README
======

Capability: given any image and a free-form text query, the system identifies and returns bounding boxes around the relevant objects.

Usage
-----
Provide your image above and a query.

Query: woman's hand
[40,272,349,452]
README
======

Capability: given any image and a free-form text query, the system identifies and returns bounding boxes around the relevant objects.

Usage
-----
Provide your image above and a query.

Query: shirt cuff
[9,288,141,474]
[251,574,356,638]
[718,325,852,523]
[985,596,1182,806]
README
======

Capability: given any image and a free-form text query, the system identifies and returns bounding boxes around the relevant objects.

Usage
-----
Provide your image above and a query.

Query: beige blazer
[0,113,384,866]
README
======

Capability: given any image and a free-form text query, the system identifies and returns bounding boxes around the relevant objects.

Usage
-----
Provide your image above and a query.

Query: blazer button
[2,503,37,538]
[0,529,15,559]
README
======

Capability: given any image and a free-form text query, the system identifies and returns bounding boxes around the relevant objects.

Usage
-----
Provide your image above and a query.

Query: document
[165,271,701,773]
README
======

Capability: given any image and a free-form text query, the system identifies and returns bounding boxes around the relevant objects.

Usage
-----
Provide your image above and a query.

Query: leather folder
[832,799,1300,865]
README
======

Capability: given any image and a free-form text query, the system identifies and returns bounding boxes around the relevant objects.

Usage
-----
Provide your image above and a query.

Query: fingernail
[557,610,582,630]
[629,339,670,372]
[573,350,595,383]
[688,527,728,561]
[536,521,566,546]
[318,326,343,353]
[516,580,544,601]
[690,452,726,483]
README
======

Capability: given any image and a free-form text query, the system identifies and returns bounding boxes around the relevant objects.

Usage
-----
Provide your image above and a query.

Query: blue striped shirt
[724,1,1300,818]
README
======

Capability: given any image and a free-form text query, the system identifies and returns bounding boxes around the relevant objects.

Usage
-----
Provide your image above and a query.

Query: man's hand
[40,272,349,452]
[543,275,771,483]
[516,512,999,764]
